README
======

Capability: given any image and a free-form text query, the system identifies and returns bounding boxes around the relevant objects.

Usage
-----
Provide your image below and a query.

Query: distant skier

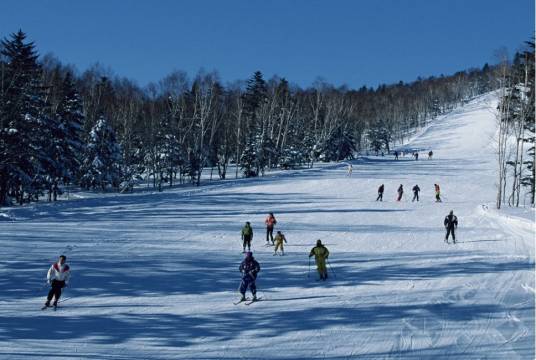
[414,152,419,161]
[273,231,288,256]
[434,184,442,202]
[376,184,385,201]
[444,210,458,244]
[412,184,421,202]
[347,163,353,177]
[43,255,70,310]
[241,221,253,253]
[265,212,277,245]
[309,240,330,280]
[396,184,404,201]
[428,150,433,159]
[238,252,260,301]
[394,151,399,160]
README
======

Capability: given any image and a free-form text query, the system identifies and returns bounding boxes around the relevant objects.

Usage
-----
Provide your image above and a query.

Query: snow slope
[0,92,534,359]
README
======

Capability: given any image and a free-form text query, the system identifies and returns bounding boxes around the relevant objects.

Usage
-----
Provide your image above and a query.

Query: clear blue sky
[1,0,534,88]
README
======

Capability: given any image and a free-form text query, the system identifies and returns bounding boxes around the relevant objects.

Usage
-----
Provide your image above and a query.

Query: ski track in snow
[0,92,534,359]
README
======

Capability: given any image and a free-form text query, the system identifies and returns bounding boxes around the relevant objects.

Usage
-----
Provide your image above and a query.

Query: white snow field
[0,92,534,359]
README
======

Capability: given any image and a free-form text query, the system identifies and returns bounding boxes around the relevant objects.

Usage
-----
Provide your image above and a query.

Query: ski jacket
[241,225,253,237]
[265,215,277,228]
[274,233,287,244]
[47,262,70,284]
[378,185,384,193]
[412,185,420,193]
[397,185,403,194]
[435,184,440,192]
[309,245,329,260]
[444,214,458,229]
[239,259,261,279]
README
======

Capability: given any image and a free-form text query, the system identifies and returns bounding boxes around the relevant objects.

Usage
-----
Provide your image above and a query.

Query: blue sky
[1,0,533,88]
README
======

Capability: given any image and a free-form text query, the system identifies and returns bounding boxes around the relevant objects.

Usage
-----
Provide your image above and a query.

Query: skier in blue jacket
[238,252,261,301]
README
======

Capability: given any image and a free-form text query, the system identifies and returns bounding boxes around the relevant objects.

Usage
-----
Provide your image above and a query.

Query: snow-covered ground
[0,92,534,359]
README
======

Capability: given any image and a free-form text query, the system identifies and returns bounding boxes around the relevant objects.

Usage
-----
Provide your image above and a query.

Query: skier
[309,239,330,280]
[241,221,253,253]
[394,151,399,160]
[43,255,70,310]
[396,184,404,201]
[238,251,260,302]
[414,152,419,161]
[273,230,288,256]
[347,163,353,177]
[265,212,277,245]
[428,150,433,159]
[376,184,385,201]
[444,210,458,244]
[412,184,420,202]
[434,184,442,202]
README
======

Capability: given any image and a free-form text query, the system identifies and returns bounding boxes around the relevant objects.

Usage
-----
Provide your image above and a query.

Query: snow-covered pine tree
[320,128,356,161]
[80,116,123,190]
[0,30,55,205]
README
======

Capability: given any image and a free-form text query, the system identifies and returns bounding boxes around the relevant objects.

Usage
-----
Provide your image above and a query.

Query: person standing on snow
[394,151,399,160]
[43,255,70,310]
[434,184,442,202]
[273,231,288,256]
[412,184,421,202]
[376,184,385,201]
[428,150,433,159]
[241,221,253,253]
[347,163,353,177]
[397,184,404,201]
[265,212,277,245]
[444,210,458,244]
[309,239,330,280]
[238,251,261,301]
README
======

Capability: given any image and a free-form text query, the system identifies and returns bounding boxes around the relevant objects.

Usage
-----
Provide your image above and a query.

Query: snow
[0,92,534,359]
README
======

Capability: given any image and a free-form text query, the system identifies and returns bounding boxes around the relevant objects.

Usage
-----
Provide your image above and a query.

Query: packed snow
[0,92,534,359]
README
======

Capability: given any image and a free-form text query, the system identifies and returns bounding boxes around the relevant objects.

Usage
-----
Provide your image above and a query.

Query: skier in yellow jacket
[273,231,287,256]
[309,239,330,280]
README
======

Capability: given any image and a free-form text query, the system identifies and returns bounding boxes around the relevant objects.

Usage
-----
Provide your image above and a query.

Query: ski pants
[397,192,403,201]
[445,227,456,241]
[274,240,284,253]
[239,275,256,296]
[412,192,419,202]
[376,192,383,201]
[242,235,252,250]
[47,280,65,305]
[316,258,328,279]
[266,226,274,243]
[436,194,442,202]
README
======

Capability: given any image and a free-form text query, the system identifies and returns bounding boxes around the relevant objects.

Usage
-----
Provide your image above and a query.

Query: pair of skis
[233,297,262,305]
[41,304,58,311]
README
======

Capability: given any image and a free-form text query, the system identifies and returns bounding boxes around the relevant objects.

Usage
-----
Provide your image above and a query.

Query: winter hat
[449,210,454,215]
[245,251,253,258]
[316,239,322,246]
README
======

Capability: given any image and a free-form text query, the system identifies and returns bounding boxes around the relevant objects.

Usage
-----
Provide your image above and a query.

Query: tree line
[0,30,502,206]
[496,41,535,208]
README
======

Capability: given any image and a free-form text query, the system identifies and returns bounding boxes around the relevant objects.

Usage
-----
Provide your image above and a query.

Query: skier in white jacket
[43,255,71,309]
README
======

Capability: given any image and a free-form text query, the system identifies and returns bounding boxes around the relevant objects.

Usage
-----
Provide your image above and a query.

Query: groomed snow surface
[0,92,534,359]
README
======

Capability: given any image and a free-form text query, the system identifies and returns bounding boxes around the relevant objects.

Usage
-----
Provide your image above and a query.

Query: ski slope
[0,92,534,359]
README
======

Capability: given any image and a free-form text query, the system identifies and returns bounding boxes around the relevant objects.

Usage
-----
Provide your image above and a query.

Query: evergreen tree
[80,116,123,190]
[320,128,356,161]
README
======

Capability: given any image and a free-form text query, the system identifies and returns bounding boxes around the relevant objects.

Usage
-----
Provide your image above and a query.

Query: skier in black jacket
[412,185,420,202]
[444,210,458,244]
[238,252,261,301]
[376,184,385,201]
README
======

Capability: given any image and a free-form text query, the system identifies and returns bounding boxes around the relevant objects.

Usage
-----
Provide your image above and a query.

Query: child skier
[309,239,330,280]
[434,184,442,202]
[238,252,261,302]
[241,221,253,253]
[397,184,404,201]
[412,184,420,202]
[43,255,70,310]
[273,231,288,255]
[347,163,353,177]
[444,210,458,243]
[265,212,277,245]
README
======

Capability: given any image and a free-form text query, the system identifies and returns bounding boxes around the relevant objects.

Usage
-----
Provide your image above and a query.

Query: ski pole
[327,259,336,278]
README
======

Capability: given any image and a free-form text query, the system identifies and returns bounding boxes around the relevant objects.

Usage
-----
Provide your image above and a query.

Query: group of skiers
[392,150,433,160]
[376,183,442,202]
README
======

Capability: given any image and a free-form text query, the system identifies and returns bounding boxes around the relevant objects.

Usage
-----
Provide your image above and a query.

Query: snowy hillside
[0,92,534,359]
